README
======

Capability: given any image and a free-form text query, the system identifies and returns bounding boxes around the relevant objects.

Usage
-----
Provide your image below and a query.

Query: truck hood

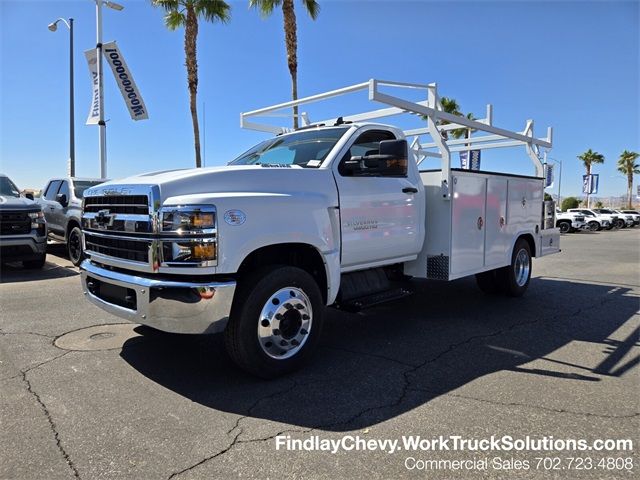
[0,195,41,211]
[91,165,338,205]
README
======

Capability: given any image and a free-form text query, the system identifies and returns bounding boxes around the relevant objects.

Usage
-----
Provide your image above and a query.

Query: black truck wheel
[224,266,325,378]
[67,225,84,266]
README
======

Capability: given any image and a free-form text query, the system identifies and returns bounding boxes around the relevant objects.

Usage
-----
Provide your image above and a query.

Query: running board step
[338,287,412,312]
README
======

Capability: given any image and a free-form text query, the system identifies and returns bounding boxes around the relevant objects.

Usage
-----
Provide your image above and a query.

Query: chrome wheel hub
[514,249,530,287]
[258,287,312,359]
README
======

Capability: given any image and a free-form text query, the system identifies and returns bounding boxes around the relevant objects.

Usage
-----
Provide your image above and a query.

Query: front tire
[588,221,599,232]
[557,221,571,234]
[224,266,325,378]
[501,239,532,297]
[67,226,84,266]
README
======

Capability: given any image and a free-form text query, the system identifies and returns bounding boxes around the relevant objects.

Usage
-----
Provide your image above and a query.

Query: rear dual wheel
[475,239,532,297]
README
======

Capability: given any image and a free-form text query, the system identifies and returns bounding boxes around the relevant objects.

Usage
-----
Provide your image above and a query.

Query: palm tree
[577,148,605,176]
[250,0,319,129]
[421,96,460,140]
[577,149,604,207]
[152,0,230,168]
[617,150,640,208]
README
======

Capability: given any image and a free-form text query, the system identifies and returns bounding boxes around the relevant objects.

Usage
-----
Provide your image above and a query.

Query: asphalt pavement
[1,230,639,479]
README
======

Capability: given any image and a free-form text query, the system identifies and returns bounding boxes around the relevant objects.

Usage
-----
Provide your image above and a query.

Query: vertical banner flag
[544,163,554,188]
[102,41,149,120]
[582,174,600,194]
[84,49,100,125]
[460,150,481,170]
[591,174,599,194]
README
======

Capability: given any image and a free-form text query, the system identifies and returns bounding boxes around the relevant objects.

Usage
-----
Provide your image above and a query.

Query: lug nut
[261,319,270,327]
[275,313,283,320]
[300,329,308,335]
[302,314,310,320]
[273,329,280,336]
[291,339,299,346]
[284,303,293,310]
[295,304,304,310]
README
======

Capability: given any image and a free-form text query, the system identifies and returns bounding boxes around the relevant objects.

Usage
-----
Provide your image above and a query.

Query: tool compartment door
[484,176,509,268]
[450,174,486,276]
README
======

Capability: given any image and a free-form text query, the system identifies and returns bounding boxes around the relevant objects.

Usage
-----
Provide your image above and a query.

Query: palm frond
[249,0,282,18]
[196,0,231,23]
[152,0,181,12]
[164,9,186,29]
[302,0,320,19]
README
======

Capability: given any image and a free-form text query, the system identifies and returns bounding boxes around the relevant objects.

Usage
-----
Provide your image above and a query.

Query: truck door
[333,129,423,269]
[41,180,63,235]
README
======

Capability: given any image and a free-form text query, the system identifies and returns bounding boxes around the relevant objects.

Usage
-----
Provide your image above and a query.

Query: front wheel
[67,226,84,266]
[557,221,571,234]
[224,266,324,378]
[588,221,599,232]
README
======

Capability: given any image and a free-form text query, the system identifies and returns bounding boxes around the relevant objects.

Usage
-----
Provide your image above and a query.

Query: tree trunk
[628,173,633,209]
[282,0,298,129]
[185,6,201,168]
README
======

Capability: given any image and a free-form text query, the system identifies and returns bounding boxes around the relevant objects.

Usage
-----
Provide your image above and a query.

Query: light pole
[48,18,75,177]
[94,0,124,179]
[547,156,563,208]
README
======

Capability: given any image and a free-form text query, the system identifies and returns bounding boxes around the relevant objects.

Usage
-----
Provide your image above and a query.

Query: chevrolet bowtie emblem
[95,209,115,228]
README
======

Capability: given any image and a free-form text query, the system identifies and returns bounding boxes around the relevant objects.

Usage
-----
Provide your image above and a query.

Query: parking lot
[1,229,638,479]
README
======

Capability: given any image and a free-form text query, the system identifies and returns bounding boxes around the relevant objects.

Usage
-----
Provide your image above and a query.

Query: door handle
[402,187,418,194]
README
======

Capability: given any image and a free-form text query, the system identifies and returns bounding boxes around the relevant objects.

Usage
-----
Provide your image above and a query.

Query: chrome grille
[84,232,151,263]
[84,195,149,214]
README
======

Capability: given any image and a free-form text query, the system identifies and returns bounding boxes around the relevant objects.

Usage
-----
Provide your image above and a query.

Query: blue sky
[1,0,638,198]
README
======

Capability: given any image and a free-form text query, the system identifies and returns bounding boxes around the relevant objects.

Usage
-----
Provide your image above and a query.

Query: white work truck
[80,80,559,377]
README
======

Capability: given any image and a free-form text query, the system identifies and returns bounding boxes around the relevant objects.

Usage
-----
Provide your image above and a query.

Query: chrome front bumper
[80,260,236,334]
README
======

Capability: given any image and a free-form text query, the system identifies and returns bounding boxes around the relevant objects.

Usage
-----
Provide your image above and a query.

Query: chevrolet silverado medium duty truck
[80,80,559,377]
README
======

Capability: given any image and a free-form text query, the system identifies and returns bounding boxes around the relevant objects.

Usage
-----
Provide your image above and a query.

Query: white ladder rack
[240,79,553,199]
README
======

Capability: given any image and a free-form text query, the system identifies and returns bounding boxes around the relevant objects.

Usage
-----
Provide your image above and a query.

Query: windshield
[0,176,21,197]
[597,209,614,214]
[230,127,349,168]
[74,180,104,198]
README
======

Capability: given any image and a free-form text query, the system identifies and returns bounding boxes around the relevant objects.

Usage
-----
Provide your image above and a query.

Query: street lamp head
[104,1,124,11]
[48,21,58,32]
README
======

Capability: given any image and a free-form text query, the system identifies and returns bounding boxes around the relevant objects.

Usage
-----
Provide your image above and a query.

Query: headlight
[161,206,215,233]
[159,205,217,267]
[28,210,45,230]
[162,239,217,264]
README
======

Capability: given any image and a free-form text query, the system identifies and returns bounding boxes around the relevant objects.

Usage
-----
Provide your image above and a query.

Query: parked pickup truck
[38,177,106,265]
[555,210,587,233]
[0,174,47,268]
[568,209,613,231]
[620,210,640,225]
[79,80,559,377]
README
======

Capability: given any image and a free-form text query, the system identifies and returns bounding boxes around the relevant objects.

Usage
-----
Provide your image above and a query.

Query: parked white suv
[611,210,635,228]
[568,209,613,231]
[592,208,625,229]
[620,210,640,226]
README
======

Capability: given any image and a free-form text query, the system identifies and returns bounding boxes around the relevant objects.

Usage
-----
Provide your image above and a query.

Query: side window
[57,181,70,200]
[339,130,397,176]
[44,180,62,200]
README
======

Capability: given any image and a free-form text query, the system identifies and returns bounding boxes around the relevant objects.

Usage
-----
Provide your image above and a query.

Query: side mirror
[56,193,68,207]
[24,192,34,200]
